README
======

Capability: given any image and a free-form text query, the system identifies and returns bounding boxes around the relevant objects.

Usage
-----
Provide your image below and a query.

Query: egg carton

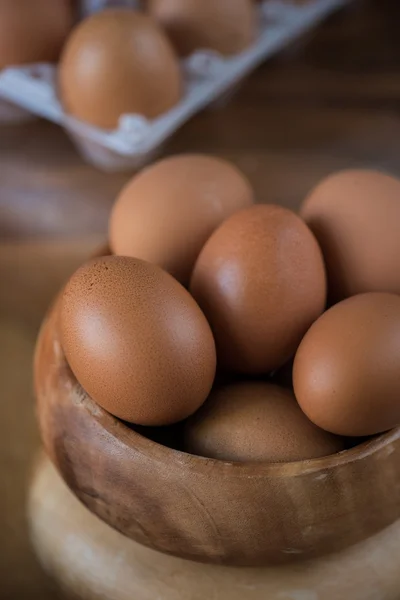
[0,97,36,124]
[0,0,349,171]
[80,0,141,17]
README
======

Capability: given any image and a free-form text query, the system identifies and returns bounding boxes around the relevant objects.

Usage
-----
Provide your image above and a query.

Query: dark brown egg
[301,170,400,302]
[184,382,344,462]
[294,293,400,437]
[190,204,327,374]
[109,154,254,286]
[147,0,256,57]
[0,0,73,68]
[59,9,182,129]
[60,256,216,426]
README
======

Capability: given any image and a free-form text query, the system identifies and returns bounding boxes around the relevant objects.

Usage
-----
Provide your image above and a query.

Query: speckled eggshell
[293,292,400,437]
[301,169,400,302]
[60,255,216,426]
[190,204,327,374]
[0,0,73,68]
[184,382,344,462]
[147,0,256,57]
[109,154,254,286]
[59,9,182,129]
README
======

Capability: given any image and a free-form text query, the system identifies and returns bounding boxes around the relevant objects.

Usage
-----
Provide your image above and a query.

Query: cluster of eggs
[59,156,400,464]
[0,0,308,129]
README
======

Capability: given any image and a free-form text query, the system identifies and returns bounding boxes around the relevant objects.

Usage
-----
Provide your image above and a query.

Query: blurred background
[1,0,399,597]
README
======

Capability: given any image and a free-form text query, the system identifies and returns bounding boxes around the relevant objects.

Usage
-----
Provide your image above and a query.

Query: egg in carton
[0,0,75,124]
[0,0,349,169]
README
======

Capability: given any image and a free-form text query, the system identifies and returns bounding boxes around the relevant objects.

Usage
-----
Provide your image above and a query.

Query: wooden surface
[35,297,400,567]
[2,0,400,595]
[29,454,400,600]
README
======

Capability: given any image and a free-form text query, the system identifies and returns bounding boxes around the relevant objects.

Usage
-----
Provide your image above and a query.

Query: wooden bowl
[34,298,400,567]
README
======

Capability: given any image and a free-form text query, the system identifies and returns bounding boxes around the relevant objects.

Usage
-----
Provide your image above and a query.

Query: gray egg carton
[0,0,349,172]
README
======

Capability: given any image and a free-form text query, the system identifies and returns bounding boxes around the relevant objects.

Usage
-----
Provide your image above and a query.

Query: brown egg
[59,9,182,129]
[293,293,400,437]
[0,0,73,68]
[190,204,327,374]
[301,169,400,302]
[184,382,344,462]
[147,0,256,57]
[60,256,216,426]
[109,154,254,285]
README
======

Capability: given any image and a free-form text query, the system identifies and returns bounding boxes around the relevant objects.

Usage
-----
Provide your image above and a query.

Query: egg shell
[184,382,344,463]
[293,292,400,437]
[60,255,216,426]
[301,169,400,302]
[59,9,182,129]
[109,154,254,285]
[0,0,73,68]
[147,0,256,57]
[190,204,327,374]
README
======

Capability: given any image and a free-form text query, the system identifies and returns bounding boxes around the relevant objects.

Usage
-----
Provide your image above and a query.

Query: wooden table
[1,1,399,597]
